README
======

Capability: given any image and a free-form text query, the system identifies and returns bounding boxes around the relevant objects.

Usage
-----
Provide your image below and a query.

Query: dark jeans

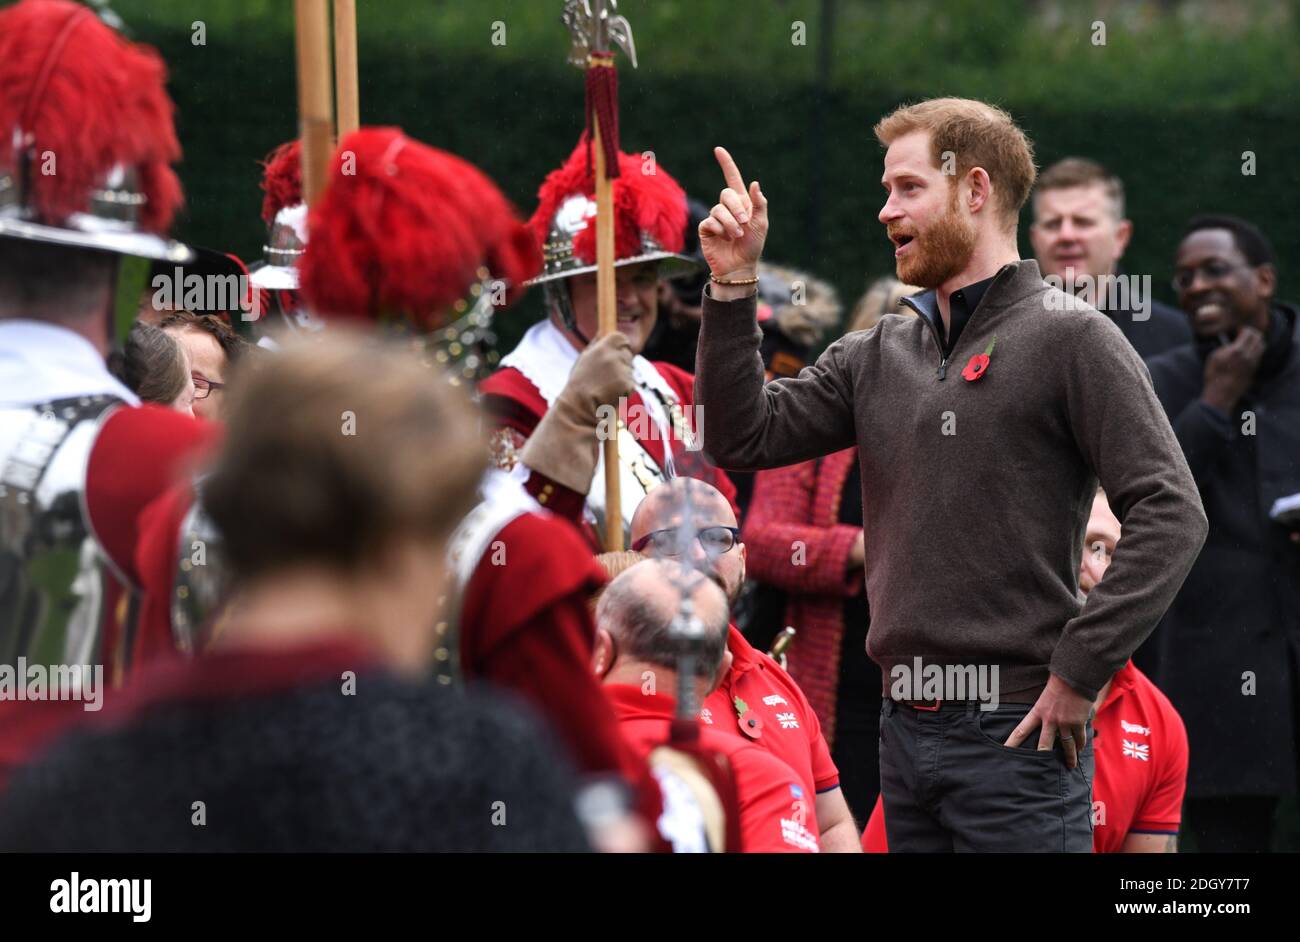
[879,699,1095,852]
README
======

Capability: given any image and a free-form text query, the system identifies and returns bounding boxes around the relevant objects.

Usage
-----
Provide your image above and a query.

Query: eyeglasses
[631,526,740,559]
[1171,259,1252,293]
[192,375,226,400]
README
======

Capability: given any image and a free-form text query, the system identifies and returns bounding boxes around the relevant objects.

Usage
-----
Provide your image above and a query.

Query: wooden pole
[334,0,360,139]
[294,0,334,205]
[593,113,622,552]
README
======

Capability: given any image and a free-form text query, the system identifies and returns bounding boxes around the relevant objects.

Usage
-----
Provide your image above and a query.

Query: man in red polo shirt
[595,558,820,852]
[863,488,1188,852]
[629,477,860,851]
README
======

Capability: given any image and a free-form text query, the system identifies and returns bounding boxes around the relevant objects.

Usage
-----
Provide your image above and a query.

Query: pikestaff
[561,0,638,552]
[334,0,360,139]
[293,0,333,205]
[294,0,361,204]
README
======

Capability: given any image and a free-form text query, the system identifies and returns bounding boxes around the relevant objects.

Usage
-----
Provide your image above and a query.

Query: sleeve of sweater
[743,459,862,597]
[1052,316,1209,697]
[695,288,857,472]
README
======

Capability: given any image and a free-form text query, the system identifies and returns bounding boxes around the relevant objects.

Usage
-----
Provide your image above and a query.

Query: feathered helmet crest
[298,126,540,335]
[0,0,191,263]
[526,134,701,286]
[249,140,304,290]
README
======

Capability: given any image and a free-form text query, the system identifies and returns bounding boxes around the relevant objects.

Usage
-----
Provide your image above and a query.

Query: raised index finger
[714,146,746,195]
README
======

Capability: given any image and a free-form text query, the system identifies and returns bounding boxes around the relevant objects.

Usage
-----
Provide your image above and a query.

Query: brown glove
[521,332,634,494]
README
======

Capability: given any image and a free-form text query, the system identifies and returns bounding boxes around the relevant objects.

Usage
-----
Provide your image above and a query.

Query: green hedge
[106,0,1300,351]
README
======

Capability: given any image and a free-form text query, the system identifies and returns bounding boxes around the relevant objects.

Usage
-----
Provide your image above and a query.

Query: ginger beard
[890,186,977,289]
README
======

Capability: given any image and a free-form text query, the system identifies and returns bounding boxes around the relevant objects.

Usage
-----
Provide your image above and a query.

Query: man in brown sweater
[694,98,1207,851]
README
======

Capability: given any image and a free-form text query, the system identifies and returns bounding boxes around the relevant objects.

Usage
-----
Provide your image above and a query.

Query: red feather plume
[259,140,301,226]
[298,127,541,331]
[528,134,687,267]
[0,0,182,232]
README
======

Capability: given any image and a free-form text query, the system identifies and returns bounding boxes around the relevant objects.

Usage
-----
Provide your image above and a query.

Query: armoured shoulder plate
[437,470,539,687]
[0,395,122,669]
[170,488,229,656]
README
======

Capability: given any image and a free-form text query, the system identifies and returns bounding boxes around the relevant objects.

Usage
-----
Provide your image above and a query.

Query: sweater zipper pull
[938,355,949,380]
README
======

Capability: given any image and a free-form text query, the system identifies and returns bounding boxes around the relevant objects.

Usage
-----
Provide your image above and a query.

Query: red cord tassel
[584,51,620,180]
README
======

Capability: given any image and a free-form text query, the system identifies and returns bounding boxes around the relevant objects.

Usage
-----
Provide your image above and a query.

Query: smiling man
[693,97,1207,852]
[1030,158,1190,360]
[1144,215,1300,853]
[480,139,735,547]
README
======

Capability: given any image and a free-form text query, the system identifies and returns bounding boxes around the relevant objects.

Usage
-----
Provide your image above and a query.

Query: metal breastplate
[170,488,230,656]
[0,395,122,669]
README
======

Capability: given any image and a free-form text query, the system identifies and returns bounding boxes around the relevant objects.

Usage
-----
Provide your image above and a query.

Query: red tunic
[84,405,217,591]
[607,683,820,852]
[458,509,660,821]
[88,406,217,680]
[479,359,738,539]
[133,479,201,669]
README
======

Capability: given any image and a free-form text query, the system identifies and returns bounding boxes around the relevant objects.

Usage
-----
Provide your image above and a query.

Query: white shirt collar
[0,319,139,406]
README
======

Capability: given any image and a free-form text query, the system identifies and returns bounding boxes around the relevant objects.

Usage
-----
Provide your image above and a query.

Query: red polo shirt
[861,661,1188,853]
[606,683,820,853]
[702,627,840,800]
[1090,660,1188,852]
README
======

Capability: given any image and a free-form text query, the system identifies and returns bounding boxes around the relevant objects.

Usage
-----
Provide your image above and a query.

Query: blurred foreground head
[203,330,485,672]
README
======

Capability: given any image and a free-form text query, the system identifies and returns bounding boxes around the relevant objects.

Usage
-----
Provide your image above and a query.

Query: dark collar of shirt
[903,275,995,356]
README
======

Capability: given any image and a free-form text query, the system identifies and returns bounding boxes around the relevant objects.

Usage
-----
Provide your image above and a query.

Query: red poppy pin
[961,336,997,382]
[734,695,763,740]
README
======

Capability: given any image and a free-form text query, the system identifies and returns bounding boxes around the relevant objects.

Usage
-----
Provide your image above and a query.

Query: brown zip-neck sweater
[696,259,1207,698]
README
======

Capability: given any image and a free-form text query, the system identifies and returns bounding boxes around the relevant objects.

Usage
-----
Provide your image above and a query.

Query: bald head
[630,477,746,606]
[595,559,730,679]
[631,477,736,540]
